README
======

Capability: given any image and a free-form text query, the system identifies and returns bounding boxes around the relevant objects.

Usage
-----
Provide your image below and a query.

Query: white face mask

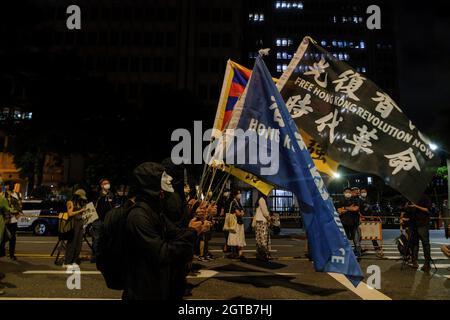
[361,193,367,198]
[103,184,111,191]
[161,171,174,193]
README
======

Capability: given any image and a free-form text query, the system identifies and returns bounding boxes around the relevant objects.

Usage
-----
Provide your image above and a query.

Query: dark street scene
[0,0,450,312]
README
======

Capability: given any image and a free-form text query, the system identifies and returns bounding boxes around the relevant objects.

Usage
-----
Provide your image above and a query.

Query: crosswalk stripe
[419,264,450,269]
[209,249,278,253]
[327,273,391,300]
[23,270,101,275]
[383,256,448,260]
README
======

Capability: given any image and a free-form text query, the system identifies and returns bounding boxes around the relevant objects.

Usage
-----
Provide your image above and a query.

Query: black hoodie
[123,162,197,300]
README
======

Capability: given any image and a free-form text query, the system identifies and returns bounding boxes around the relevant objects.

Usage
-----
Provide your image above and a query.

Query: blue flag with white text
[224,56,363,286]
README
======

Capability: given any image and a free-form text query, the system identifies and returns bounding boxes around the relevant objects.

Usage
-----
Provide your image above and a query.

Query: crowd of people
[335,185,450,273]
[1,162,450,298]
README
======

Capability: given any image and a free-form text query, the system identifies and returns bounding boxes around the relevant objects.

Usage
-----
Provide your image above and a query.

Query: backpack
[396,233,410,257]
[96,201,151,290]
[58,212,74,240]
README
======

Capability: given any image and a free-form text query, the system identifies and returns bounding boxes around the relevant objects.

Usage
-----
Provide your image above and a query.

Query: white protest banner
[82,202,99,226]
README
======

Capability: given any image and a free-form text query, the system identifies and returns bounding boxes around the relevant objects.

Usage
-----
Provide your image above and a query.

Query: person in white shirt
[254,192,272,261]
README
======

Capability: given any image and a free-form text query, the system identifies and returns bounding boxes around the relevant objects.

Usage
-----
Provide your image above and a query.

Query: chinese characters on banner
[276,37,440,202]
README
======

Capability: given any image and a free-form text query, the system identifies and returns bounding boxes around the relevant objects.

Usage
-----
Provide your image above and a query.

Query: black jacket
[123,162,197,300]
[95,191,114,221]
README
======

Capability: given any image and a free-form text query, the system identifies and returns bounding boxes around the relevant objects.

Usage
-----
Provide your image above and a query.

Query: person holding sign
[63,189,88,268]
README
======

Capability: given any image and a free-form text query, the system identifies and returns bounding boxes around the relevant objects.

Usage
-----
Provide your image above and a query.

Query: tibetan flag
[213,60,252,132]
[213,60,339,177]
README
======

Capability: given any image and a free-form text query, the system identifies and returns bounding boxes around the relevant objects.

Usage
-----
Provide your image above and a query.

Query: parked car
[18,199,66,236]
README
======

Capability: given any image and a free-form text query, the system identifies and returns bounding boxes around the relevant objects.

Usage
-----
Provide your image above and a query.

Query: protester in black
[405,194,432,272]
[430,203,440,230]
[161,158,197,298]
[123,162,210,300]
[92,179,115,263]
[336,187,362,257]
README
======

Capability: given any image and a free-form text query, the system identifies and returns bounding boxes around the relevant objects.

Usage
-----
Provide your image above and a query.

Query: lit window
[282,39,287,46]
[277,64,282,72]
[332,40,337,47]
[276,2,281,9]
[360,41,365,49]
[362,67,367,73]
[298,2,304,9]
[249,12,264,22]
[359,17,363,22]
[281,2,287,8]
[333,16,337,23]
[276,39,281,46]
[338,53,343,60]
[367,177,373,185]
[338,41,343,48]
[282,64,288,71]
[321,40,327,46]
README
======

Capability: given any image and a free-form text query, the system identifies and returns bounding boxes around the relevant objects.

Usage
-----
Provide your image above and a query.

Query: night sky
[394,0,450,151]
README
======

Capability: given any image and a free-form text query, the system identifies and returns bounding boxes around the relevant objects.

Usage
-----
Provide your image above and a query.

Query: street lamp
[429,143,438,151]
[332,171,350,188]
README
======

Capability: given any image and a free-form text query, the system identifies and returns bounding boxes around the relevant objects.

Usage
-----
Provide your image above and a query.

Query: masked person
[161,158,197,298]
[92,179,115,263]
[63,189,88,268]
[404,194,432,272]
[336,187,362,257]
[123,162,211,300]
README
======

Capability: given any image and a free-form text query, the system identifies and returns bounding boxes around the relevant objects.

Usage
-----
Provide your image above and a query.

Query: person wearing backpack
[123,162,210,300]
[63,189,88,268]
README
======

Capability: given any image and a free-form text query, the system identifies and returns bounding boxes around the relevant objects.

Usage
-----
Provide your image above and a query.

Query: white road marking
[418,264,450,269]
[327,273,391,300]
[0,298,120,300]
[23,270,101,275]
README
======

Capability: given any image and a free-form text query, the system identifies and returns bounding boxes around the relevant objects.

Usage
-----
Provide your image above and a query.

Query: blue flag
[223,56,363,286]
